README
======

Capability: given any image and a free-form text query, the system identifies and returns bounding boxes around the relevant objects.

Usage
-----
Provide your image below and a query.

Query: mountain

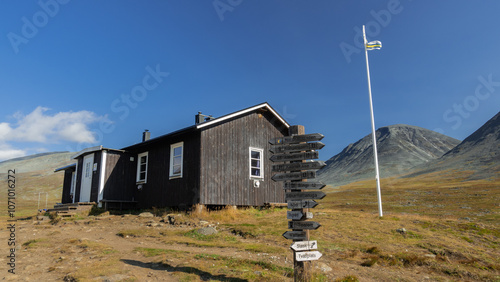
[408,111,500,179]
[317,124,461,186]
[0,151,75,175]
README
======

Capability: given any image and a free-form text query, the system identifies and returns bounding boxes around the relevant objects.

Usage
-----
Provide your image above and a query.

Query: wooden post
[270,127,324,280]
[289,125,311,282]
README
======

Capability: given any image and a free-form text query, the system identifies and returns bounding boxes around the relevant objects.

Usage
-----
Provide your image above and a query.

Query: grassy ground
[316,170,499,281]
[0,169,499,281]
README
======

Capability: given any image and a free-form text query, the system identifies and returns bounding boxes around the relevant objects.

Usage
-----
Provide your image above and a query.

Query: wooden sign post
[270,125,325,282]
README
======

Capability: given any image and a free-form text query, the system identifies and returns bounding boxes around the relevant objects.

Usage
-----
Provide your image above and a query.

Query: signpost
[287,200,318,209]
[269,142,325,154]
[287,211,313,220]
[291,240,318,251]
[272,161,326,172]
[282,231,307,240]
[272,171,316,182]
[283,181,325,190]
[270,125,325,281]
[269,133,324,145]
[296,251,322,262]
[269,151,319,162]
[288,221,321,230]
[285,191,326,201]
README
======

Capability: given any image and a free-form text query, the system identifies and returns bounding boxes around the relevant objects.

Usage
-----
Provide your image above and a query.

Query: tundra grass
[317,173,500,280]
[134,247,188,258]
[2,169,499,280]
[22,238,49,248]
[191,253,293,280]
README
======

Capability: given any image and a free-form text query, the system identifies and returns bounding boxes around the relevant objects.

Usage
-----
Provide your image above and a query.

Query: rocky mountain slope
[317,124,461,186]
[408,111,500,179]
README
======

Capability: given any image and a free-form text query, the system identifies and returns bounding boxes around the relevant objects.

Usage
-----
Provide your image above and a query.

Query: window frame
[169,142,184,179]
[249,147,264,180]
[136,152,148,183]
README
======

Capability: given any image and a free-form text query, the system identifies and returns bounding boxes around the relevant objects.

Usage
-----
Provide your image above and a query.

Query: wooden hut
[56,102,290,209]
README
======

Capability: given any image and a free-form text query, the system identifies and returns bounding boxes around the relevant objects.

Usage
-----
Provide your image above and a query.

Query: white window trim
[169,142,184,179]
[136,152,148,183]
[249,147,264,180]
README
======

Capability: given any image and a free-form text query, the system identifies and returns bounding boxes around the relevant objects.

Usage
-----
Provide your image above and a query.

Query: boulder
[197,227,217,236]
[138,212,154,218]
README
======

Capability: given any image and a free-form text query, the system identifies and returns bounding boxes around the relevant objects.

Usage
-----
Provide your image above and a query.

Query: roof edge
[72,146,124,159]
[54,163,77,172]
[196,102,290,130]
[121,102,290,151]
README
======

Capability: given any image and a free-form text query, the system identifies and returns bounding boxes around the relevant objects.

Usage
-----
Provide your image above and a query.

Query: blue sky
[0,0,499,161]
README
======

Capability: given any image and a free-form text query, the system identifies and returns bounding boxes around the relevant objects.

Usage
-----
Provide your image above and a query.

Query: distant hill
[0,151,75,175]
[408,111,500,179]
[317,124,460,186]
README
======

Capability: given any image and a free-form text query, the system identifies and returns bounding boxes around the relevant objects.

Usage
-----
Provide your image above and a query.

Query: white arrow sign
[295,251,322,261]
[290,240,318,251]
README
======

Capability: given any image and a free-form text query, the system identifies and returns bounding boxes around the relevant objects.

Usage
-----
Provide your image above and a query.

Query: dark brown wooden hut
[56,102,289,209]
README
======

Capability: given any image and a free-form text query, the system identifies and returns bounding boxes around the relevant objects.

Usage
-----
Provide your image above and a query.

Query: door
[80,154,94,202]
[70,171,76,203]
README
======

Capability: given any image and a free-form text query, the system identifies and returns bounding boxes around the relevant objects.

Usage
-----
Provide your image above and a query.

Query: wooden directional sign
[270,142,325,154]
[291,240,318,251]
[287,210,304,220]
[282,231,307,240]
[272,171,316,182]
[288,221,321,230]
[272,161,326,172]
[283,181,326,190]
[287,200,318,209]
[288,211,313,220]
[296,251,322,261]
[269,133,324,145]
[285,191,326,201]
[269,151,319,162]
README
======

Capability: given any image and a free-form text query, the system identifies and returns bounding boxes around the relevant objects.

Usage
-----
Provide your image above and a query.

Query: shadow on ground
[121,259,249,281]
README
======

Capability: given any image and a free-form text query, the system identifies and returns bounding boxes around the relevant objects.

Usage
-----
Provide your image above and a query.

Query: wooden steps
[46,202,95,219]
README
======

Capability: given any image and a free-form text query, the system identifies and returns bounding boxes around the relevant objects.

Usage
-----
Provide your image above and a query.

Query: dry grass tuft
[360,256,378,267]
[335,275,359,282]
[189,204,210,220]
[365,246,380,254]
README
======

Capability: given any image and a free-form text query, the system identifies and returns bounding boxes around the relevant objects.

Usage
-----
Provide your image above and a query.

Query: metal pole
[363,25,383,217]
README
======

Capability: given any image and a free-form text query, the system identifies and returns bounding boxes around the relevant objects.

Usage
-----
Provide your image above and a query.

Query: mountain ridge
[407,111,500,179]
[317,124,461,186]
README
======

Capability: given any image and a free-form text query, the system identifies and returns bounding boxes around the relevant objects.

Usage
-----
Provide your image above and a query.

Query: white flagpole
[363,25,383,217]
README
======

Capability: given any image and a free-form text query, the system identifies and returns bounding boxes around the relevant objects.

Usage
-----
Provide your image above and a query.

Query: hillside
[0,151,75,174]
[317,124,460,187]
[408,111,500,179]
[0,152,75,216]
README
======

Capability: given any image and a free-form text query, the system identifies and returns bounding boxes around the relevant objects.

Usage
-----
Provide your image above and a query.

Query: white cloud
[2,107,102,143]
[0,107,103,161]
[0,144,26,161]
[0,122,12,138]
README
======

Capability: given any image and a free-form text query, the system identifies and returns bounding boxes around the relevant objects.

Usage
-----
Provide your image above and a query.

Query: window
[249,147,264,179]
[170,142,183,179]
[136,152,148,183]
[84,162,91,178]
